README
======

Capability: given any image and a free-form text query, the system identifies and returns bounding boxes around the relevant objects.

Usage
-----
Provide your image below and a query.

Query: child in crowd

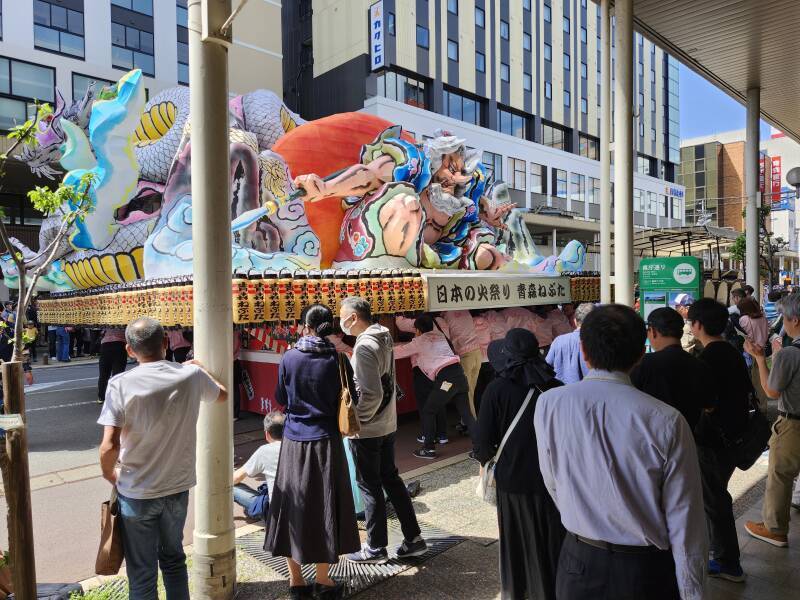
[232,411,284,520]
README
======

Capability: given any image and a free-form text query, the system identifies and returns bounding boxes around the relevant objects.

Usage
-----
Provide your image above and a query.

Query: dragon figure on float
[1,69,585,292]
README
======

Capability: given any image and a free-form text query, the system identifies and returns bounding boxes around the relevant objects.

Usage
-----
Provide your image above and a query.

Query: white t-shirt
[97,360,219,499]
[242,442,282,498]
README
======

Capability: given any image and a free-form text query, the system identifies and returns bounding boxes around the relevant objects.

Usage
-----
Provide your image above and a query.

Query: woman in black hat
[475,328,565,600]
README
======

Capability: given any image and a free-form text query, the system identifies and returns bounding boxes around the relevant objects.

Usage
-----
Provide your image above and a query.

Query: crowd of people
[90,285,800,600]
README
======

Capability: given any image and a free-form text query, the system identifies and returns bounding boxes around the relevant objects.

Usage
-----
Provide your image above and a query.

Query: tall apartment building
[284,0,686,266]
[0,0,282,243]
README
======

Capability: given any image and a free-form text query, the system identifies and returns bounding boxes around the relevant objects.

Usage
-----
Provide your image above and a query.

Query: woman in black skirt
[475,328,565,600]
[265,304,360,600]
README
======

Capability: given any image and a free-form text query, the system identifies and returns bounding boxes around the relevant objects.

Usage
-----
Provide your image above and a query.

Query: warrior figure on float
[2,69,584,292]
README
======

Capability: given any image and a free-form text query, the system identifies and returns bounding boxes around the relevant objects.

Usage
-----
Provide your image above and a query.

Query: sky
[679,63,771,142]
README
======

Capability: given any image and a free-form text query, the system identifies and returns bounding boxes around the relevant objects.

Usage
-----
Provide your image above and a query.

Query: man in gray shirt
[534,304,707,600]
[744,291,800,547]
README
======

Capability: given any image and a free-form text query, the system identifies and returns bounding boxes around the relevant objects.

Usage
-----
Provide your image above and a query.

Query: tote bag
[95,488,124,575]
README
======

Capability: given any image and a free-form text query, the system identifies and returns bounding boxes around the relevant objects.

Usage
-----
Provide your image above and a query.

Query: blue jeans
[118,491,189,600]
[55,327,70,362]
[232,483,258,510]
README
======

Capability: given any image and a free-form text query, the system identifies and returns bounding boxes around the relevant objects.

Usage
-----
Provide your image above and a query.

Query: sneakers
[417,435,448,444]
[744,521,788,547]
[345,544,389,564]
[396,536,428,559]
[708,559,745,582]
[413,448,436,460]
[792,502,800,511]
[468,450,479,462]
[455,422,469,435]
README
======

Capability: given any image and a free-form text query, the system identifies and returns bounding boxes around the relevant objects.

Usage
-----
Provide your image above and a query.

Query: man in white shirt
[232,411,284,519]
[98,317,226,600]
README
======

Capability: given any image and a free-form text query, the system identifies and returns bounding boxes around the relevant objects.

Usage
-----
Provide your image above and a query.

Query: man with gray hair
[339,296,426,564]
[545,302,594,384]
[98,317,227,599]
[744,292,800,548]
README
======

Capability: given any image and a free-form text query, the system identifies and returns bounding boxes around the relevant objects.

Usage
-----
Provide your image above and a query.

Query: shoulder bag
[717,362,771,471]
[95,488,124,575]
[476,387,536,505]
[337,352,361,436]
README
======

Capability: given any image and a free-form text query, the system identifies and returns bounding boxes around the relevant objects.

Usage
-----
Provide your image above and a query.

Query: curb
[30,358,100,370]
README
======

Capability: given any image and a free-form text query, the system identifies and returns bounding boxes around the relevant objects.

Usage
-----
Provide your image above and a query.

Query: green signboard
[639,256,703,321]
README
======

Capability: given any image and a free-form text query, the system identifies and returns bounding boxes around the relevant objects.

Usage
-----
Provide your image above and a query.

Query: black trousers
[98,341,128,402]
[421,363,476,451]
[556,534,679,600]
[349,433,421,549]
[697,444,740,567]
[413,367,446,439]
[48,329,57,357]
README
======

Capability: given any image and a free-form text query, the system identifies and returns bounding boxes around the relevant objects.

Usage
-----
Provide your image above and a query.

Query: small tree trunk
[2,362,36,599]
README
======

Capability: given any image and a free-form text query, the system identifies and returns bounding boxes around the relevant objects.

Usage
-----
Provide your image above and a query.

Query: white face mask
[340,313,355,336]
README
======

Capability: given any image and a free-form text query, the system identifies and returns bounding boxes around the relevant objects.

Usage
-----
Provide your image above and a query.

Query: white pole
[745,87,760,301]
[614,0,634,306]
[600,0,612,302]
[189,0,236,597]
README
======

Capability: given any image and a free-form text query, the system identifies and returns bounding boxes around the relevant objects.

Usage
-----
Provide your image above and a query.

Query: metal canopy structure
[587,225,740,258]
[630,0,800,142]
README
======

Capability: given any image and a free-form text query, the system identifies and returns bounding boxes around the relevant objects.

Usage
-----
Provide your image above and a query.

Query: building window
[544,4,551,23]
[581,27,587,44]
[500,20,509,40]
[571,173,586,204]
[650,69,656,84]
[497,107,526,139]
[387,12,395,35]
[443,88,481,125]
[523,32,532,51]
[637,62,644,78]
[639,92,644,106]
[0,58,55,131]
[111,0,153,15]
[482,151,502,181]
[564,53,571,71]
[541,121,570,151]
[581,98,588,113]
[544,81,552,99]
[639,121,644,137]
[564,90,571,107]
[634,188,643,212]
[447,39,458,61]
[447,0,458,15]
[544,43,552,61]
[34,0,85,58]
[589,177,600,203]
[176,1,188,27]
[582,0,588,7]
[0,2,3,40]
[377,71,428,108]
[553,169,568,199]
[523,0,531,10]
[72,73,114,102]
[672,197,681,218]
[531,163,546,195]
[475,6,485,28]
[177,41,189,84]
[523,73,532,91]
[581,62,587,79]
[416,25,429,49]
[563,16,570,33]
[508,158,526,190]
[111,10,155,77]
[579,134,599,160]
[476,52,485,73]
[651,127,656,141]
[500,63,510,82]
[651,98,656,113]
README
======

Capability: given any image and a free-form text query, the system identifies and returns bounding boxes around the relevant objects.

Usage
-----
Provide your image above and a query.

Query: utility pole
[188,1,235,598]
[599,0,612,303]
[2,362,36,599]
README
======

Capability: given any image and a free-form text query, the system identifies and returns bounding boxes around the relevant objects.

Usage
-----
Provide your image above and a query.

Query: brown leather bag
[95,488,124,575]
[337,353,360,436]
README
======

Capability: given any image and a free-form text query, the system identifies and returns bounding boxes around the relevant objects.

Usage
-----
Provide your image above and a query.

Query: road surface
[0,361,265,584]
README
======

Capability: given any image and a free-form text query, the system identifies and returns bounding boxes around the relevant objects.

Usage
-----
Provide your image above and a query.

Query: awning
[587,225,740,257]
[628,0,800,143]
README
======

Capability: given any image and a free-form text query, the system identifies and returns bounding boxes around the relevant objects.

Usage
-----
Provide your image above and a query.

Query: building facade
[284,0,686,269]
[0,0,283,244]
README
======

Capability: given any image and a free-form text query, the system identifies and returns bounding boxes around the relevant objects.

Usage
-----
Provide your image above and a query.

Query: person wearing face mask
[339,297,427,564]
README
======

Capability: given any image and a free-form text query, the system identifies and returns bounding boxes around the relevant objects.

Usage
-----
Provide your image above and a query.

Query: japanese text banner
[423,273,571,312]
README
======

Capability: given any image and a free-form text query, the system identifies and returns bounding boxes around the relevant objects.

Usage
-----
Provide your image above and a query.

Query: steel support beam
[600,0,612,303]
[745,87,761,300]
